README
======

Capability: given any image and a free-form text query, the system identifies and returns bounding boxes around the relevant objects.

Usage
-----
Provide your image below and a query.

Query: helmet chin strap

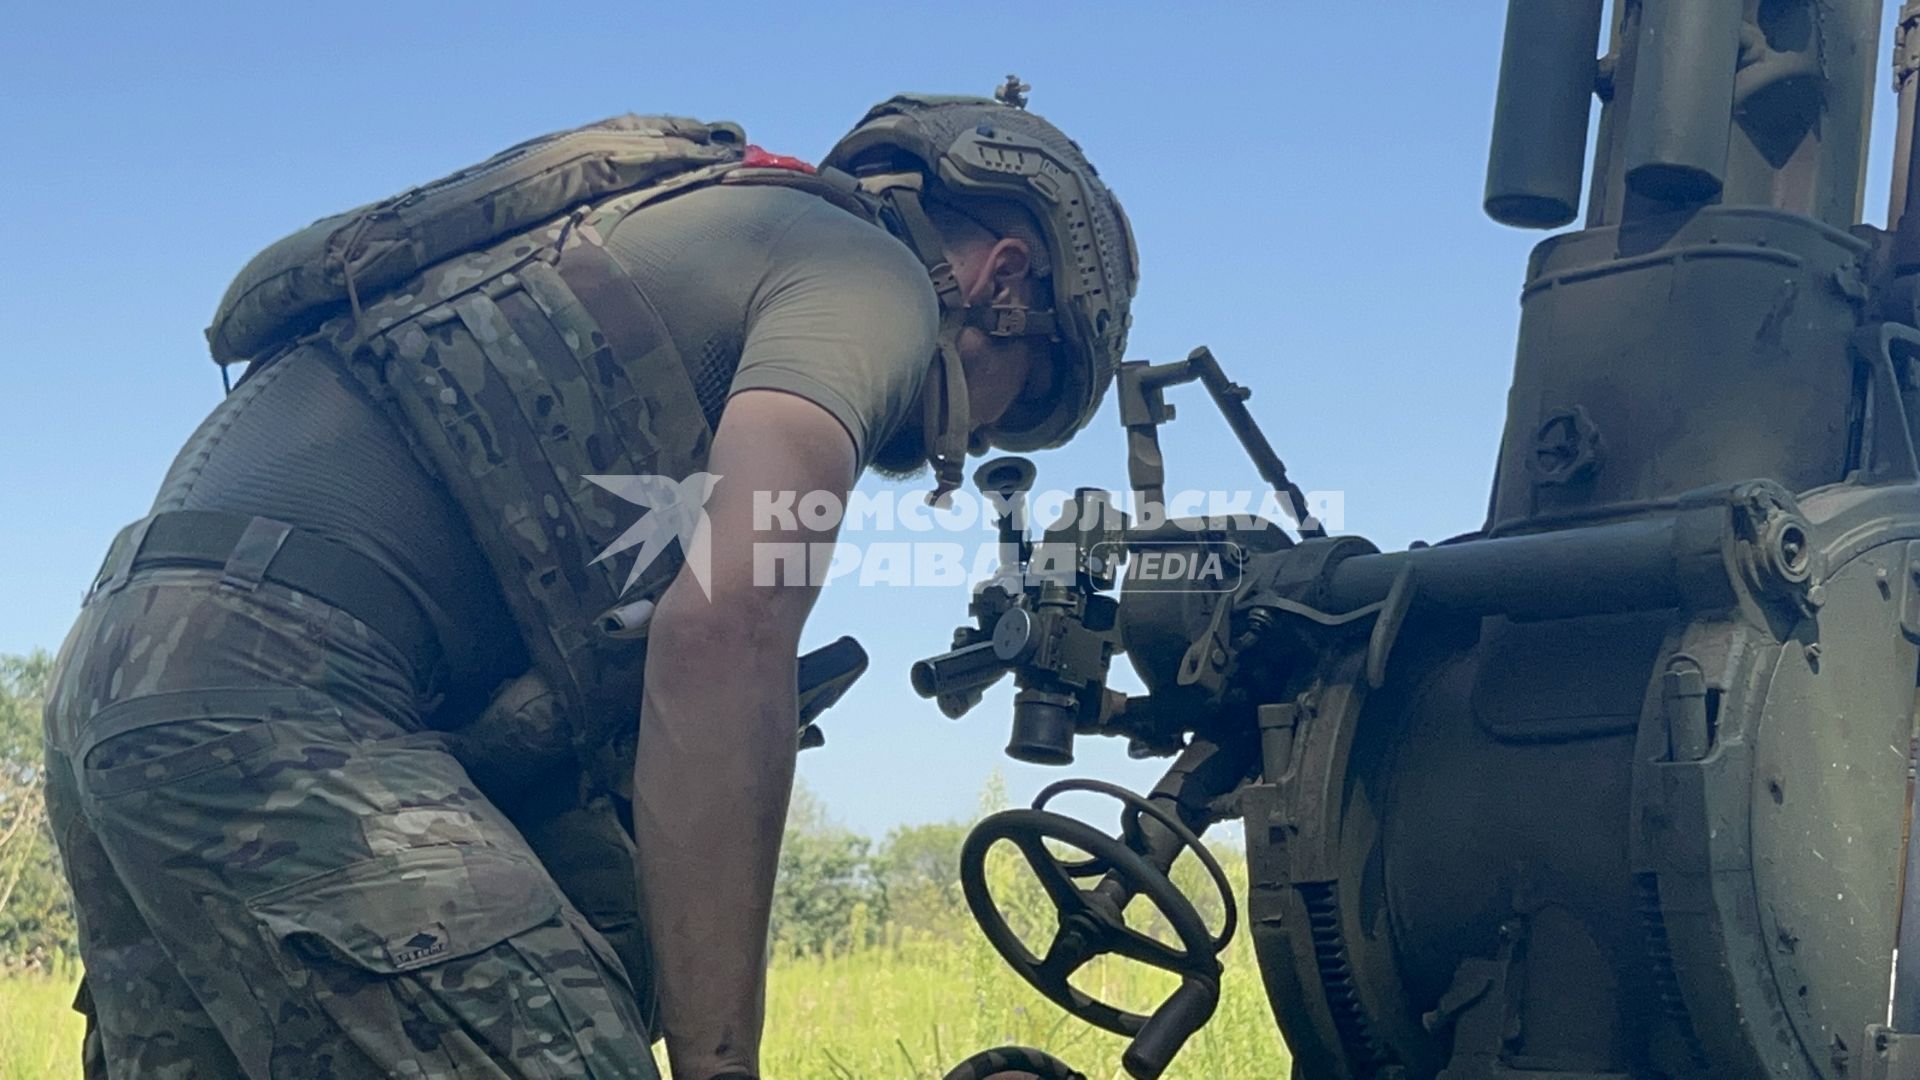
[861,173,970,503]
[922,333,971,506]
[855,171,1059,504]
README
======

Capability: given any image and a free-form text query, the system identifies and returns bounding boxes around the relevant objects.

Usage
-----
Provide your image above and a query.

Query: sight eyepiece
[974,455,1037,499]
[1007,688,1078,766]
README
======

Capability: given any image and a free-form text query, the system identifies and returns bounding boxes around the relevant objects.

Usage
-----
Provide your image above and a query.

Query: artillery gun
[921,2,1920,1077]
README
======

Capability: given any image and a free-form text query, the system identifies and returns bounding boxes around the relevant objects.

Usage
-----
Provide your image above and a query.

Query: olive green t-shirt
[604,182,939,469]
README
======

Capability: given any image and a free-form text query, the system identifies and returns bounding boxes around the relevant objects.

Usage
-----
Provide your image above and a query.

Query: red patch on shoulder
[741,145,817,174]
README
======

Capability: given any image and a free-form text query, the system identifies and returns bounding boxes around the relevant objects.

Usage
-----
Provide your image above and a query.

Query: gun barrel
[911,641,1011,699]
[1620,0,1742,203]
[1485,0,1606,228]
[1320,505,1754,620]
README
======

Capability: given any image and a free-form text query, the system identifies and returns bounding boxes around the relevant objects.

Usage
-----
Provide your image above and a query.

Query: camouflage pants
[43,568,660,1079]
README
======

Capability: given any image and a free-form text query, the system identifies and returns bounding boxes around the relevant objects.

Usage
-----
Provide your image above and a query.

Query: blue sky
[2,2,1904,837]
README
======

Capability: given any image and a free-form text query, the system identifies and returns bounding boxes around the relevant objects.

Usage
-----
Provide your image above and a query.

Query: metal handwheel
[939,1045,1088,1080]
[958,779,1238,1079]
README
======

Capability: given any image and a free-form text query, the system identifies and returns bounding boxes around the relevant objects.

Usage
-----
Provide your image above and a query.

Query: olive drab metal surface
[918,2,1920,1078]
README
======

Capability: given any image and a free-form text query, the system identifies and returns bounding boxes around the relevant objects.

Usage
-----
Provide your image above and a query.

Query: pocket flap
[249,845,560,973]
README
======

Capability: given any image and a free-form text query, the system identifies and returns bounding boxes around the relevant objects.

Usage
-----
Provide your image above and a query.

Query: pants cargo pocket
[516,798,657,1037]
[77,688,307,799]
[247,844,654,1080]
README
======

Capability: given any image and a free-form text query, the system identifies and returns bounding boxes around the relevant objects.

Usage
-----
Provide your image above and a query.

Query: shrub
[0,651,73,972]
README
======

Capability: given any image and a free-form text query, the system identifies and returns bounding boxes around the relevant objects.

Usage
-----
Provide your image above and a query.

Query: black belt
[92,510,440,678]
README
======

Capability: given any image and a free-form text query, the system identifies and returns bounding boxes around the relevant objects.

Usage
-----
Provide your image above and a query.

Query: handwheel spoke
[1035,929,1097,990]
[1015,833,1093,917]
[1104,924,1193,973]
[1057,852,1113,879]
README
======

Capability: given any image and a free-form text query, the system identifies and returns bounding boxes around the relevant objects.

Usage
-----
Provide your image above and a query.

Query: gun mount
[927,3,1920,1078]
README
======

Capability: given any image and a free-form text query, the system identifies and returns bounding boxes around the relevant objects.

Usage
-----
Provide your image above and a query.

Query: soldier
[43,89,1136,1080]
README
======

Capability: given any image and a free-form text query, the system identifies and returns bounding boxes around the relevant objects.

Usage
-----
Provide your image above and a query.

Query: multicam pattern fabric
[206,115,748,368]
[319,139,883,790]
[335,216,711,786]
[44,567,659,1079]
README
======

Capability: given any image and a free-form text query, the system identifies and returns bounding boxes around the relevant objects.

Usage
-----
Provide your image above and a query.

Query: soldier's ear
[988,238,1032,293]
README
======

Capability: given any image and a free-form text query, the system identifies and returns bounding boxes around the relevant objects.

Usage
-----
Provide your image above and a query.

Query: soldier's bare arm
[633,388,856,1080]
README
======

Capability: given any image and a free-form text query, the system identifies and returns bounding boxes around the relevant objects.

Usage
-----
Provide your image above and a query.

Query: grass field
[1,963,82,1079]
[0,934,1290,1079]
[754,931,1288,1079]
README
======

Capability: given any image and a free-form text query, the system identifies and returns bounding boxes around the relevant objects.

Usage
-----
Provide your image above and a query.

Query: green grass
[747,930,1288,1079]
[0,961,83,1079]
[2,938,1288,1079]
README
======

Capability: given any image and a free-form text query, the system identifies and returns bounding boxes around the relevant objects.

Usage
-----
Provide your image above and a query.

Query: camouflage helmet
[824,89,1139,453]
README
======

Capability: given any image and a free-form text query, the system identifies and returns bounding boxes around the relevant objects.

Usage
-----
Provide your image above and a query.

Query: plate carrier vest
[207,115,882,779]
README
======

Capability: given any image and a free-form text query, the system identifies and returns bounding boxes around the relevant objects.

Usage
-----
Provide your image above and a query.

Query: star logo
[586,472,723,598]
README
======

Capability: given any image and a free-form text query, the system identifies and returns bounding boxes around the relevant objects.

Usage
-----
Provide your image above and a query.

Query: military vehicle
[919,2,1920,1077]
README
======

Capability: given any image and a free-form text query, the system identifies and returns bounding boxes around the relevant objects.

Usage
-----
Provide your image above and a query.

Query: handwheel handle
[1120,976,1220,1080]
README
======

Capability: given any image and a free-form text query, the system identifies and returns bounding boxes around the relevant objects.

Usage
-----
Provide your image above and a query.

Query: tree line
[0,651,70,971]
[771,777,995,957]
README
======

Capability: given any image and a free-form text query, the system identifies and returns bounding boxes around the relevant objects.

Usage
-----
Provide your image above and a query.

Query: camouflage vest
[208,116,879,775]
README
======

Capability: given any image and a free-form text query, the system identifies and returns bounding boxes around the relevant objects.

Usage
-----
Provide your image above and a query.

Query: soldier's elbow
[650,572,804,664]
